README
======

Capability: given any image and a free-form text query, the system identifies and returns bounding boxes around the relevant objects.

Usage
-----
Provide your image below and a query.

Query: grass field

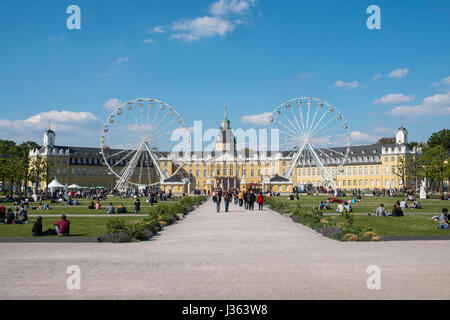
[0,216,146,238]
[1,196,177,216]
[274,195,447,214]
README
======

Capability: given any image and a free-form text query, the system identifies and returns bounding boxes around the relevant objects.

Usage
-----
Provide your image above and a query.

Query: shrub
[371,236,382,241]
[105,218,127,234]
[358,235,371,241]
[97,232,132,243]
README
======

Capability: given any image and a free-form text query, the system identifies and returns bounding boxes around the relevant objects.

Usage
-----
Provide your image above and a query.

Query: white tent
[48,179,65,193]
[68,184,81,189]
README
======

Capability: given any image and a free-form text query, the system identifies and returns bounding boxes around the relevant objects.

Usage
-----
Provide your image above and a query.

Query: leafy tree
[422,145,447,190]
[427,129,450,151]
[29,156,53,193]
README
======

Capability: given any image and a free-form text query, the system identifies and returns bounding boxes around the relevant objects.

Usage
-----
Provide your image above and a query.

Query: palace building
[29,114,420,194]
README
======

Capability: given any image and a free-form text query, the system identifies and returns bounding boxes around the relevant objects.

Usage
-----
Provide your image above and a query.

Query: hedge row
[98,195,208,243]
[265,197,381,242]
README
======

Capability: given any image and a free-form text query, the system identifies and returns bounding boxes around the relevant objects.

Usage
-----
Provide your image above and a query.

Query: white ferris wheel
[100,98,189,190]
[266,97,351,191]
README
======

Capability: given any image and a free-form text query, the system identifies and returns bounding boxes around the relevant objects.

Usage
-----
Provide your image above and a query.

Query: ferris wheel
[100,98,189,190]
[266,97,351,190]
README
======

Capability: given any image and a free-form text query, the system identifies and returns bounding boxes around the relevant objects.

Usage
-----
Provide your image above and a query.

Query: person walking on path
[238,191,244,207]
[213,192,222,213]
[224,192,231,213]
[257,193,264,211]
[244,191,249,210]
[249,191,256,211]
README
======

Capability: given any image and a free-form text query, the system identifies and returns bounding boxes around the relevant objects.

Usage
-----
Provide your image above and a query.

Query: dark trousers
[258,203,263,210]
[225,201,230,212]
[244,201,248,209]
[239,199,243,207]
[249,201,254,210]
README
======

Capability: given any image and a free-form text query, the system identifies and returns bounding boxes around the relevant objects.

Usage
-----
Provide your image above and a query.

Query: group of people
[212,189,264,213]
[105,198,141,214]
[32,215,70,236]
[0,205,29,224]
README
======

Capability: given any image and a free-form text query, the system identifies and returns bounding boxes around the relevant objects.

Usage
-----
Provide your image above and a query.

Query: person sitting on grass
[408,200,421,209]
[319,201,326,210]
[16,206,28,224]
[66,198,73,206]
[106,203,115,214]
[400,199,407,209]
[0,205,6,221]
[95,201,102,210]
[336,203,344,214]
[344,201,352,213]
[117,203,128,214]
[134,198,140,214]
[392,202,404,217]
[439,208,449,229]
[73,199,79,206]
[375,204,386,217]
[88,201,95,210]
[32,216,56,236]
[53,215,70,236]
[5,209,14,224]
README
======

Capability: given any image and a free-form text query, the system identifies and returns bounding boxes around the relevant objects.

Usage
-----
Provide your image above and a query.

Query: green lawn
[324,214,447,237]
[274,195,446,214]
[0,216,145,238]
[1,196,177,215]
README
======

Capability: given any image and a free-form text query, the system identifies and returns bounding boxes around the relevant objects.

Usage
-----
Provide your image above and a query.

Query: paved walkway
[0,200,449,300]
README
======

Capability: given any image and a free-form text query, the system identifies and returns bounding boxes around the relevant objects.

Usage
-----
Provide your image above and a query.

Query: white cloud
[116,56,129,64]
[442,76,450,85]
[0,111,102,145]
[241,112,272,126]
[373,73,382,80]
[388,68,409,79]
[170,0,256,41]
[171,16,238,41]
[334,80,361,90]
[143,38,155,44]
[152,26,164,33]
[210,0,257,16]
[297,72,315,80]
[350,131,380,144]
[387,92,450,116]
[374,93,415,105]
[103,98,122,110]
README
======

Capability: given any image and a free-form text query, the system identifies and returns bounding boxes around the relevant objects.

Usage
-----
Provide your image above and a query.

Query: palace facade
[29,115,420,194]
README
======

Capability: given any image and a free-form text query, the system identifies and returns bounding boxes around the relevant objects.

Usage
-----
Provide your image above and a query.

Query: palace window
[376,166,380,174]
[385,166,388,174]
[63,168,66,176]
[377,180,380,187]
[391,166,395,174]
[230,169,234,175]
[370,166,374,175]
[358,167,362,175]
[251,170,255,177]
[83,168,86,176]
[353,167,357,175]
[72,168,75,176]
[56,168,60,176]
[364,167,368,175]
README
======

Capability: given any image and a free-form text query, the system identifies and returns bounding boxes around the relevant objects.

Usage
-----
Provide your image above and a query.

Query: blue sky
[0,0,449,147]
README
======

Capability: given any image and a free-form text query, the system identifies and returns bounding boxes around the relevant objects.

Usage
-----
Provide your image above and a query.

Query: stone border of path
[382,235,450,241]
[0,237,98,243]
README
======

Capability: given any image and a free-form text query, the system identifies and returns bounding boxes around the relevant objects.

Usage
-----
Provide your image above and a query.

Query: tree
[376,137,395,145]
[29,156,54,193]
[422,145,447,191]
[407,142,424,190]
[394,156,408,190]
[427,129,450,151]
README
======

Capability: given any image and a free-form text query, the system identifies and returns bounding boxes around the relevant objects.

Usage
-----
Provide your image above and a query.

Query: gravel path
[0,199,448,300]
